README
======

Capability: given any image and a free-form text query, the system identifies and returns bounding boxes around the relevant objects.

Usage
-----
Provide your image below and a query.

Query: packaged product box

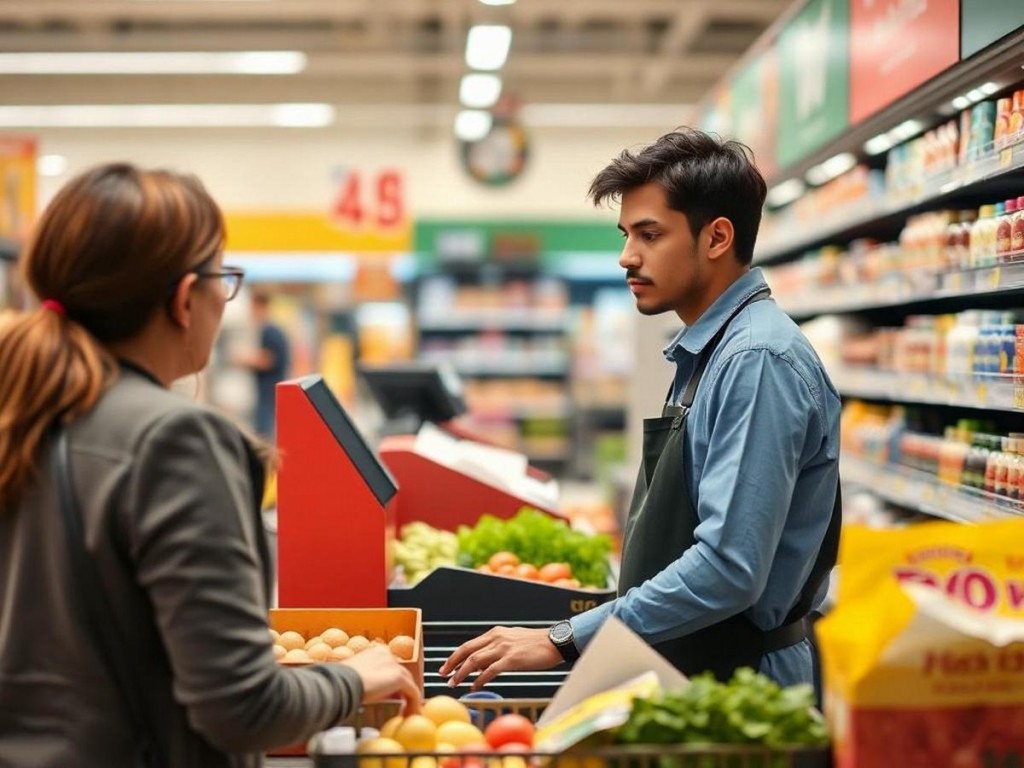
[817,520,1024,768]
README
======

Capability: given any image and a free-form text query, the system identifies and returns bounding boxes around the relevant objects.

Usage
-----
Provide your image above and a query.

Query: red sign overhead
[850,0,960,125]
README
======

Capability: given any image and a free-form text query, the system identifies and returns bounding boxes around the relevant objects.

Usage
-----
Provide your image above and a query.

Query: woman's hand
[342,645,421,715]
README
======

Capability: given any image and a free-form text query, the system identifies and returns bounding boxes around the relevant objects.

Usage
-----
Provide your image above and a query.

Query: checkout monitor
[358,361,467,433]
[299,375,398,507]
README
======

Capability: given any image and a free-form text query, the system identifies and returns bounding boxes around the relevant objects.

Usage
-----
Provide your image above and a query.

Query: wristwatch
[548,620,580,663]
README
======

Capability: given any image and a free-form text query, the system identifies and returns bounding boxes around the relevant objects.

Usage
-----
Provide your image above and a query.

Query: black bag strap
[674,288,772,407]
[51,429,165,768]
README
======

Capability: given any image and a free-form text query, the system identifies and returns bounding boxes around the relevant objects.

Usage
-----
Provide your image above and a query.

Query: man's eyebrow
[621,218,660,231]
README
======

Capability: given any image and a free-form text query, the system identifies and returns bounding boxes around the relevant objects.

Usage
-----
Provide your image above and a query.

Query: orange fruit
[308,642,333,661]
[347,635,371,653]
[394,715,438,752]
[514,564,539,581]
[321,627,350,648]
[538,563,572,583]
[389,635,416,661]
[487,552,520,570]
[278,631,306,651]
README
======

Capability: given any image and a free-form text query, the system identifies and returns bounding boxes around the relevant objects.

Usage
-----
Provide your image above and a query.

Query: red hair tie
[41,299,66,316]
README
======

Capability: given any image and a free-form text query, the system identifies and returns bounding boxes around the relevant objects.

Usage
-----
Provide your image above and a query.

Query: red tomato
[537,563,572,583]
[484,714,535,749]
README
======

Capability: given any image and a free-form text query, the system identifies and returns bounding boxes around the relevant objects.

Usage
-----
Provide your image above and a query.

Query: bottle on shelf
[1009,434,1024,501]
[944,311,981,376]
[1011,195,1024,261]
[1009,90,1024,143]
[997,199,1018,262]
[995,97,1013,148]
[969,206,993,267]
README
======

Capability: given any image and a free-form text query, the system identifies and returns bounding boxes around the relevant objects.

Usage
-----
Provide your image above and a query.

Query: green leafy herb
[615,668,827,749]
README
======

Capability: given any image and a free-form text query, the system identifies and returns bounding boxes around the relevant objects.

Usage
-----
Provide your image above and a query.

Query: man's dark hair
[589,129,768,265]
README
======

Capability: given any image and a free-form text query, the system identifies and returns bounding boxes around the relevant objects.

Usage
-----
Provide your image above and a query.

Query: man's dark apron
[618,289,841,680]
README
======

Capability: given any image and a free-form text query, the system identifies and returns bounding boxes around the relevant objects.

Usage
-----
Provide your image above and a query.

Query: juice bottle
[959,109,973,166]
[1008,434,1024,501]
[1011,195,1024,261]
[984,204,1003,267]
[997,198,1018,262]
[985,436,1003,494]
[969,206,991,267]
[995,97,1013,148]
[1009,90,1024,144]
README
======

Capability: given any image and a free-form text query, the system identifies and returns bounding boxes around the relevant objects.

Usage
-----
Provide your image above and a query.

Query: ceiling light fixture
[465,25,512,71]
[0,51,307,75]
[950,95,972,111]
[980,81,1001,96]
[0,103,334,128]
[37,154,68,177]
[454,110,493,142]
[459,73,502,109]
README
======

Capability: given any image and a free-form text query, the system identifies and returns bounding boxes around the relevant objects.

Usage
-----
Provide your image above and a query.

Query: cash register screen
[299,375,398,507]
[358,362,467,426]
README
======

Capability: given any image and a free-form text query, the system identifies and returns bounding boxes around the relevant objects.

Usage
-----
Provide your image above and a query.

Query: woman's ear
[705,216,735,262]
[168,273,198,330]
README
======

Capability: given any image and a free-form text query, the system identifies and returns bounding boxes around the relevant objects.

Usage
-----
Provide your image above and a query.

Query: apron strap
[678,288,771,408]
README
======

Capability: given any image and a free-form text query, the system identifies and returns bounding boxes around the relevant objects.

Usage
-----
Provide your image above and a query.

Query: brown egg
[321,627,350,648]
[278,631,306,651]
[346,635,371,653]
[388,635,415,661]
[330,645,355,662]
[283,648,312,663]
[308,642,333,662]
[304,635,324,650]
[272,644,287,661]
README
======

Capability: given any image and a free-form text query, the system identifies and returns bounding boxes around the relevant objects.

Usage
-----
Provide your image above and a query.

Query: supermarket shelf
[831,367,1022,413]
[779,260,1024,320]
[418,311,566,332]
[756,135,1024,265]
[841,454,1024,524]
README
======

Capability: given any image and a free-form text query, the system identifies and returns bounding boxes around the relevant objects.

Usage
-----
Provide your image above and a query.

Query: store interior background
[3,0,1024,536]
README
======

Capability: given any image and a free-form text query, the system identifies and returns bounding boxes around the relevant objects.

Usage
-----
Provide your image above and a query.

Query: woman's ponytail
[0,307,113,509]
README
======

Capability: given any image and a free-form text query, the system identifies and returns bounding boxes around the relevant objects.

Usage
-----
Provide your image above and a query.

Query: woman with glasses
[0,163,419,768]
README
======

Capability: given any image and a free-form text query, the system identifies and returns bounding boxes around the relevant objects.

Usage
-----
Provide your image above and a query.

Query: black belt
[763,617,808,653]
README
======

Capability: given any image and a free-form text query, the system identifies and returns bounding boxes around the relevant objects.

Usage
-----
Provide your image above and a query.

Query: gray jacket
[0,365,362,767]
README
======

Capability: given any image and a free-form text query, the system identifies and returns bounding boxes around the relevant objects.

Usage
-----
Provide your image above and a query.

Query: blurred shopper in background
[442,128,841,691]
[0,163,417,768]
[233,291,291,439]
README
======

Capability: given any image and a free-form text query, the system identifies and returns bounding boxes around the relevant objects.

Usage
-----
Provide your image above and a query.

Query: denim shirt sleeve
[570,347,821,650]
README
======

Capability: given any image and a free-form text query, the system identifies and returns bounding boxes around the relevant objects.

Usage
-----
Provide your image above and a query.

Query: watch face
[550,621,572,644]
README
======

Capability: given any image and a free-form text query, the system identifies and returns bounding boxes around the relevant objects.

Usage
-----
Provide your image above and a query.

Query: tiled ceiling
[0,0,788,126]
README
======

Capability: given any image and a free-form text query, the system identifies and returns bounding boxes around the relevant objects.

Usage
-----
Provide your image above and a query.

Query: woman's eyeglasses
[193,266,245,301]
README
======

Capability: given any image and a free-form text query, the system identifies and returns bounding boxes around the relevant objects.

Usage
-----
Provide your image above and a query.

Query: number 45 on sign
[331,168,405,230]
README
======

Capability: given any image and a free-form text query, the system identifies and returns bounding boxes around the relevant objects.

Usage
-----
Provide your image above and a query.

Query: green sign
[961,0,1024,59]
[777,0,850,170]
[730,49,779,178]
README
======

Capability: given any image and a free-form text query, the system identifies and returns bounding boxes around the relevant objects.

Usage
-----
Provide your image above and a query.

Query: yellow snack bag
[817,519,1024,768]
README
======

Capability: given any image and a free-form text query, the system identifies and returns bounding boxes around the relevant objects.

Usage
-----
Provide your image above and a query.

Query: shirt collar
[663,267,769,361]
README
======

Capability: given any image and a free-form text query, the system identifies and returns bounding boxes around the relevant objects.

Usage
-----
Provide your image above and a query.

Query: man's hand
[438,626,563,691]
[342,645,421,715]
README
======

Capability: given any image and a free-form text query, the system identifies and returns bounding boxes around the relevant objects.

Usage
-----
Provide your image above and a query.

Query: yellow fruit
[321,627,350,648]
[436,744,457,753]
[356,737,405,768]
[411,758,438,768]
[308,642,333,662]
[283,648,311,663]
[305,635,324,650]
[347,635,371,653]
[278,631,305,651]
[500,757,528,768]
[435,721,485,748]
[394,714,438,752]
[389,635,416,661]
[272,644,286,661]
[422,696,471,726]
[379,715,404,740]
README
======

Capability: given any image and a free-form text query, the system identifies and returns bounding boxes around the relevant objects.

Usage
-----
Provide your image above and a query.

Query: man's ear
[705,217,735,262]
[168,273,198,330]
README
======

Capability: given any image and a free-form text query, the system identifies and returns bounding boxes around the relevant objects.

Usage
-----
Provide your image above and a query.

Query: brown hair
[589,128,768,265]
[0,163,224,509]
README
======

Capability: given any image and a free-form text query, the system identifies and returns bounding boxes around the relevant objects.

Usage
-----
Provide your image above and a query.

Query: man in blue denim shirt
[441,130,841,690]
